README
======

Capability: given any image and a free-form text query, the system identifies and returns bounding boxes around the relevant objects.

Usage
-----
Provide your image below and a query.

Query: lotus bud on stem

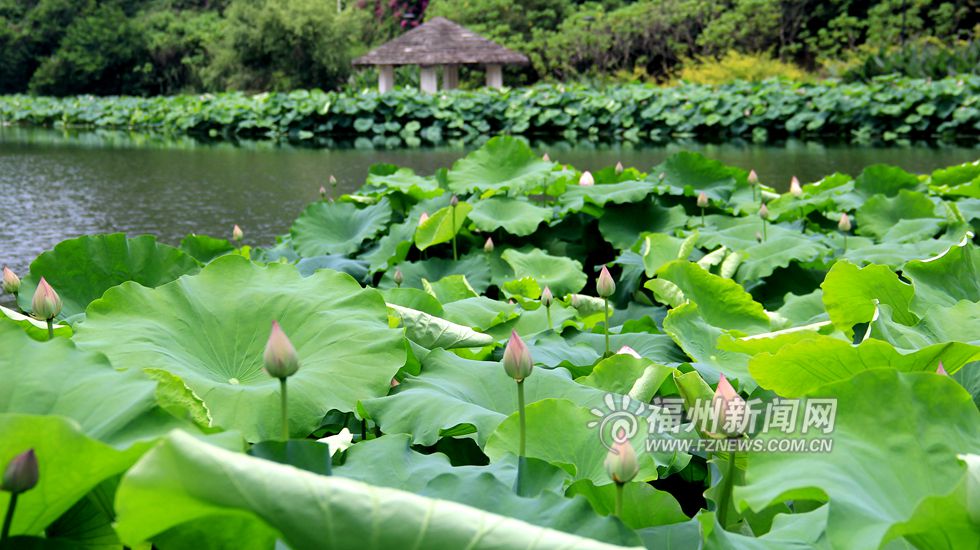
[604,429,638,518]
[1,449,38,542]
[789,176,805,226]
[541,286,553,330]
[449,194,459,261]
[596,266,616,356]
[542,152,551,162]
[232,224,244,243]
[579,171,594,186]
[264,320,300,441]
[615,161,624,175]
[484,237,494,253]
[758,203,769,242]
[748,169,759,202]
[697,191,708,227]
[937,361,947,375]
[393,268,404,288]
[712,375,745,528]
[329,174,338,192]
[503,331,533,493]
[32,277,61,340]
[2,267,20,300]
[838,212,851,252]
[319,185,327,200]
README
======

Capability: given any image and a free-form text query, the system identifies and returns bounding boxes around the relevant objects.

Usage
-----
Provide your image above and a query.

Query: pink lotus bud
[2,449,38,494]
[697,191,708,208]
[484,237,494,253]
[450,194,459,207]
[419,212,430,225]
[263,321,300,379]
[596,266,616,298]
[570,294,581,308]
[393,269,404,286]
[759,203,769,220]
[838,212,851,232]
[502,331,533,382]
[390,377,400,387]
[31,277,62,321]
[617,345,641,358]
[937,361,947,375]
[2,266,20,294]
[748,170,759,185]
[579,171,595,186]
[713,374,748,437]
[604,429,638,484]
[542,153,551,162]
[789,176,802,197]
[329,175,338,186]
[615,161,624,175]
[319,185,327,197]
[232,225,244,242]
[541,286,553,307]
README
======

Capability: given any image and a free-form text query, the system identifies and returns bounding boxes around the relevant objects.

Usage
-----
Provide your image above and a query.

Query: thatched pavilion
[352,17,529,93]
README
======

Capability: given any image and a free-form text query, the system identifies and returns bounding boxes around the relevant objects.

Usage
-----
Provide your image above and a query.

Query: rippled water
[1,127,976,276]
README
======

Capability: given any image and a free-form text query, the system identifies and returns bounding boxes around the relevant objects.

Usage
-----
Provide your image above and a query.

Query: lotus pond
[0,136,978,549]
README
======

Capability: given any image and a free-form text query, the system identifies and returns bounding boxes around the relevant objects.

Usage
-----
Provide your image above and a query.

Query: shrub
[673,51,811,84]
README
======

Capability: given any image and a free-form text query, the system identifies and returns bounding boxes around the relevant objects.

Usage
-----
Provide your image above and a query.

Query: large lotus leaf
[468,197,553,236]
[358,349,608,446]
[114,431,629,550]
[870,301,980,349]
[698,508,830,550]
[501,248,587,296]
[422,274,478,303]
[289,198,392,256]
[651,152,747,202]
[855,190,942,240]
[820,260,916,335]
[74,256,405,442]
[0,305,70,341]
[0,321,189,446]
[598,201,688,250]
[736,370,980,550]
[748,334,977,396]
[566,479,689,530]
[564,330,687,366]
[387,303,493,349]
[381,254,491,293]
[695,217,830,282]
[853,163,922,197]
[0,414,146,537]
[296,254,369,282]
[485,398,687,486]
[441,296,519,332]
[447,136,558,196]
[766,173,854,220]
[179,234,235,264]
[650,260,769,333]
[559,180,657,212]
[364,167,441,199]
[902,238,979,313]
[359,218,415,272]
[837,231,968,269]
[17,234,201,319]
[638,232,697,276]
[575,354,674,397]
[414,202,473,251]
[662,303,753,387]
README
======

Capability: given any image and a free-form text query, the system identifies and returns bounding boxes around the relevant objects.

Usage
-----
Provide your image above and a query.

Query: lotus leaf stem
[716,448,738,528]
[1,493,16,542]
[451,204,458,261]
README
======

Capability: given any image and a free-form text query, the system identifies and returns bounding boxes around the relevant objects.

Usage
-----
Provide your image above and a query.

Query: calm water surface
[1,127,976,275]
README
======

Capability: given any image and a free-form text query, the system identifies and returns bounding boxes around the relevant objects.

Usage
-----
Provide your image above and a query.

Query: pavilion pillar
[420,66,439,93]
[485,64,503,88]
[443,64,459,90]
[378,65,395,93]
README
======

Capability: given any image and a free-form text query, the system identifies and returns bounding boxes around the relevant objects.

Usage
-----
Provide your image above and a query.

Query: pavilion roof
[352,17,529,66]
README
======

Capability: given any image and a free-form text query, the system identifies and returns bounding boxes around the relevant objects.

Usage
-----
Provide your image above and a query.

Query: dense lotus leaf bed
[1,76,979,145]
[1,137,978,549]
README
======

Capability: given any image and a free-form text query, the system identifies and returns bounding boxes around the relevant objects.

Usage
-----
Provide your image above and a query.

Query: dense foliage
[2,76,978,145]
[0,0,974,95]
[1,136,978,548]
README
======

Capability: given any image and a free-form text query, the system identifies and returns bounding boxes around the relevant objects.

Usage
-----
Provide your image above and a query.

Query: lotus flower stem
[701,208,705,227]
[46,319,53,341]
[761,219,767,242]
[279,378,289,441]
[603,297,610,356]
[545,305,552,331]
[361,418,367,441]
[517,380,526,457]
[1,493,16,542]
[614,481,624,518]
[842,234,847,253]
[716,448,738,528]
[450,196,459,261]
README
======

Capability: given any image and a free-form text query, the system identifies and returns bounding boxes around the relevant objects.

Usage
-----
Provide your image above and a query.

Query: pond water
[0,126,976,275]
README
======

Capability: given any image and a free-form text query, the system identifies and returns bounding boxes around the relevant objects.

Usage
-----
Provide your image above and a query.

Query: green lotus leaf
[837,231,967,269]
[383,254,491,293]
[698,507,829,549]
[651,152,747,202]
[500,248,587,296]
[650,260,769,333]
[598,201,688,250]
[114,431,628,550]
[766,173,854,220]
[414,202,473,251]
[902,238,979,313]
[748,335,976,396]
[359,218,415,272]
[74,256,405,442]
[447,136,557,196]
[421,274,478,303]
[468,197,553,236]
[566,479,688,530]
[441,296,519,331]
[485,398,687,486]
[820,260,916,335]
[856,190,942,240]
[870,301,980,349]
[179,234,235,264]
[17,234,201,319]
[662,303,753,386]
[928,161,980,196]
[638,233,697,276]
[364,167,442,199]
[289,198,393,256]
[358,349,608,446]
[0,305,70,341]
[387,303,493,349]
[382,287,444,316]
[736,370,980,550]
[771,289,828,328]
[853,163,922,197]
[0,414,146,538]
[576,354,674,396]
[559,180,657,212]
[295,254,369,282]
